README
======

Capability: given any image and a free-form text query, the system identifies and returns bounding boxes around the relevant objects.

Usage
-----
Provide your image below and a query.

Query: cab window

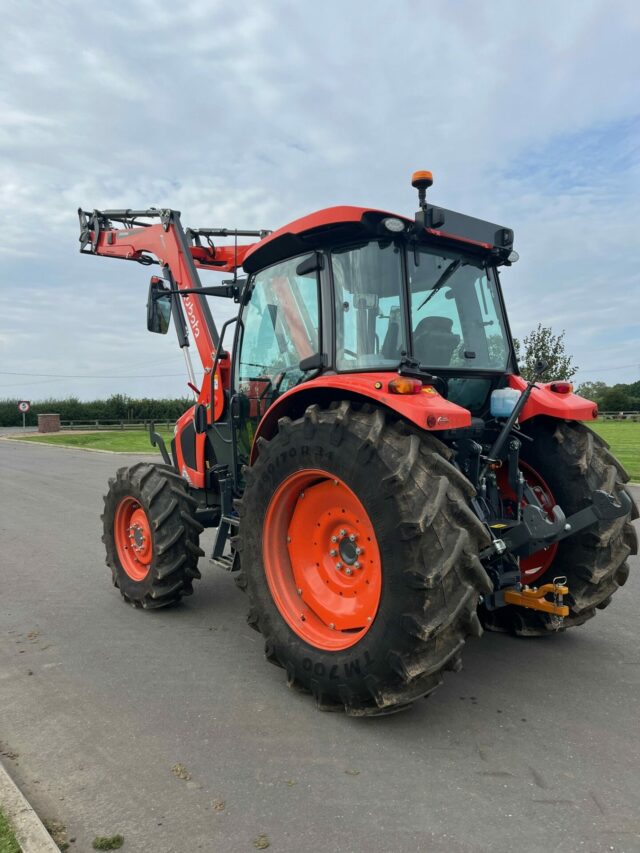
[332,241,407,370]
[237,254,320,398]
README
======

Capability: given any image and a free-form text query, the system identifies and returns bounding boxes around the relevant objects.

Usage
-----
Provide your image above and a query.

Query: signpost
[17,400,30,431]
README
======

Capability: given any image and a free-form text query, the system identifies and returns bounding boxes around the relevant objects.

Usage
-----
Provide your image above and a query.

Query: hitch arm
[496,489,633,558]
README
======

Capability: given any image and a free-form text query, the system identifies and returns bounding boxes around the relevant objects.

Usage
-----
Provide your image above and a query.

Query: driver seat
[413,316,460,366]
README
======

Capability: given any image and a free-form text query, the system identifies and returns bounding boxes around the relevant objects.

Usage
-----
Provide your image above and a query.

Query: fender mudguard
[508,375,598,423]
[250,372,471,463]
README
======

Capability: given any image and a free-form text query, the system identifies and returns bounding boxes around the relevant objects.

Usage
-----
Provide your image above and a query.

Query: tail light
[388,377,422,395]
[549,382,573,394]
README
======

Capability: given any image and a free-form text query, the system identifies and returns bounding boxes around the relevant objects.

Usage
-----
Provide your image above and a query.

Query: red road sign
[17,401,31,413]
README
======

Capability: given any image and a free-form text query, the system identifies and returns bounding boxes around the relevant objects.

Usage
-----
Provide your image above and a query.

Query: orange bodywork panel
[508,375,598,422]
[250,372,472,463]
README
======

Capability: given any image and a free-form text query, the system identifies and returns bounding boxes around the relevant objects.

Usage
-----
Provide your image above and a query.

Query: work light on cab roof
[78,169,637,717]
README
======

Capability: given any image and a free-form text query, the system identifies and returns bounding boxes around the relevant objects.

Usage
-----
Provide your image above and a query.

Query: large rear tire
[482,419,638,636]
[235,402,492,715]
[102,462,204,609]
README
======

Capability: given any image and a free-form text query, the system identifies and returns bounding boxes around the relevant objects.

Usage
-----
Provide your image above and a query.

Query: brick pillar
[38,414,61,433]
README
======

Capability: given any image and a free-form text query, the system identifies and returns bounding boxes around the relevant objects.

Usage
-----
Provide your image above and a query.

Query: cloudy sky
[1,0,638,402]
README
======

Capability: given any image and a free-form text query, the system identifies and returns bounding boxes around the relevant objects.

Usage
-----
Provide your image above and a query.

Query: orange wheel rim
[114,496,153,582]
[263,469,382,651]
[498,461,558,583]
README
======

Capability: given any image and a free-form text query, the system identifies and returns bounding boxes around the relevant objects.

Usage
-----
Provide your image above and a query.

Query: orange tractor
[79,172,637,715]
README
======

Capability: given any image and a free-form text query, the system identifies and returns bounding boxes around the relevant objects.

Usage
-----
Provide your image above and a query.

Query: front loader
[79,171,638,715]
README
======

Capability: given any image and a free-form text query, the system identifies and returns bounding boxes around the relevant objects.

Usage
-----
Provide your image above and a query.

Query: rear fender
[250,372,471,463]
[508,375,598,422]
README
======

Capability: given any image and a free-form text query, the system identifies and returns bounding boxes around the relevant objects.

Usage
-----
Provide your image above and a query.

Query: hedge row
[0,395,192,427]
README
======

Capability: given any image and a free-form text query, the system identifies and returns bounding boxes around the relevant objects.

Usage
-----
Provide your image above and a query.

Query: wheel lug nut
[297,588,302,595]
[336,562,342,570]
[349,534,356,542]
[330,549,337,557]
[345,568,353,576]
[354,561,360,569]
[331,536,338,543]
[339,529,346,537]
[329,623,335,630]
[355,547,362,555]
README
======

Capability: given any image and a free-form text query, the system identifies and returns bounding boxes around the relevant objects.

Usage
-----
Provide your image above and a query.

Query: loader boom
[78,207,269,373]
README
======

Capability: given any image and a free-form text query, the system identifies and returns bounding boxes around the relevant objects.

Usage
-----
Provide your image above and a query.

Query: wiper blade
[417,259,462,311]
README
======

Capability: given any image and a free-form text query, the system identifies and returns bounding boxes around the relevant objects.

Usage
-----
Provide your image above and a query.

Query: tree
[599,385,640,412]
[576,380,608,405]
[513,324,578,382]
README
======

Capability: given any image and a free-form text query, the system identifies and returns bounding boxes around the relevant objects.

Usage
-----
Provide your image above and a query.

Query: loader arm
[78,207,268,372]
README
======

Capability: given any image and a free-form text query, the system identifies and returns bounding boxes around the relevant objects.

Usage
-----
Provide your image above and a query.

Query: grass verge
[9,421,639,481]
[588,421,640,481]
[0,808,20,853]
[15,429,173,454]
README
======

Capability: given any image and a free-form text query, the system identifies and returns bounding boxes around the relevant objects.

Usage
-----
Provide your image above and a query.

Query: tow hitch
[503,577,569,618]
[480,489,631,620]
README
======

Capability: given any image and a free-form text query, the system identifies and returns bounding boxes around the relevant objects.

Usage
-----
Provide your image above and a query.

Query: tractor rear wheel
[482,419,638,636]
[235,402,492,715]
[102,462,204,608]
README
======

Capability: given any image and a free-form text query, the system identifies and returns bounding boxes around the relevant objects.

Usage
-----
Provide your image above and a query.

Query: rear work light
[388,377,422,395]
[549,382,573,394]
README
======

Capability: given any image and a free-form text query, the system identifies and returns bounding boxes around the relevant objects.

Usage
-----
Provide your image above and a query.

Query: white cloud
[0,0,638,399]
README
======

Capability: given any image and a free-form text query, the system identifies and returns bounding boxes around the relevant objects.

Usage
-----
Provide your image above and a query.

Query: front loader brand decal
[116,229,145,239]
[183,295,200,339]
[181,467,193,485]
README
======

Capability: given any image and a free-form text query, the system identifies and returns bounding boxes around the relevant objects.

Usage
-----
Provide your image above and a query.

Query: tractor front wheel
[235,402,492,715]
[102,462,204,608]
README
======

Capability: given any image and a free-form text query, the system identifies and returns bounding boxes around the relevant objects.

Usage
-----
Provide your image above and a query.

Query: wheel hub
[262,469,382,651]
[338,536,358,566]
[114,498,153,581]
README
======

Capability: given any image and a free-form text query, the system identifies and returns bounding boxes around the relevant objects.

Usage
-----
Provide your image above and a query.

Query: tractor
[78,171,638,715]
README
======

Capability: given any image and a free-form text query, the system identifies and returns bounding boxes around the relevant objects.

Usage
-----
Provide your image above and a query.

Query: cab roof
[242,204,514,274]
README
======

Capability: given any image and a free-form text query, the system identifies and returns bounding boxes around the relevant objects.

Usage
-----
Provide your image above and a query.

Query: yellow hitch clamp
[504,577,569,617]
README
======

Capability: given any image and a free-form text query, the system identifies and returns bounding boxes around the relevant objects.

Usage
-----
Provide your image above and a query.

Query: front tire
[235,403,492,715]
[102,462,204,609]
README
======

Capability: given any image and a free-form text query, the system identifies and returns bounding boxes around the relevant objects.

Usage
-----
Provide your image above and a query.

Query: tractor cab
[233,179,518,441]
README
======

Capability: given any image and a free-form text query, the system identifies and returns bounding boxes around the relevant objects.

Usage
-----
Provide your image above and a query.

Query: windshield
[409,247,509,371]
[331,241,509,372]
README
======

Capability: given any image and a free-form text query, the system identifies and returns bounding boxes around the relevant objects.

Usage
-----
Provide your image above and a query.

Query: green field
[588,421,640,481]
[0,809,20,853]
[17,428,173,454]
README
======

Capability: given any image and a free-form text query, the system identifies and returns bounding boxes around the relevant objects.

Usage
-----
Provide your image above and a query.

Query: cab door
[233,253,321,471]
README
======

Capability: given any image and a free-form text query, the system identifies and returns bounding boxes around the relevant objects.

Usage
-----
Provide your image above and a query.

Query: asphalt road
[1,439,639,853]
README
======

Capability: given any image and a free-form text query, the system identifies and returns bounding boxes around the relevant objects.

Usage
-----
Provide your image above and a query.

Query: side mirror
[147,276,172,334]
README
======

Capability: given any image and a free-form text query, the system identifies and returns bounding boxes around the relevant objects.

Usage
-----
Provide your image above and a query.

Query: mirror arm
[162,267,189,348]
